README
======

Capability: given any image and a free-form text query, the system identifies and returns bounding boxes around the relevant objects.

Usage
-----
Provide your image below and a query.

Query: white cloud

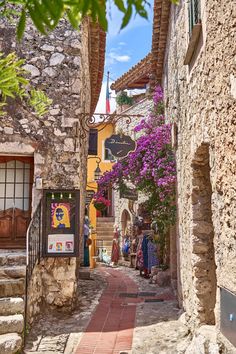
[109,52,131,62]
[106,50,131,66]
[119,41,126,46]
[95,81,116,114]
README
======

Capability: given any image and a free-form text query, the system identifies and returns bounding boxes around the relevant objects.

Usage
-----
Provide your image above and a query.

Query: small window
[88,129,98,155]
[104,147,114,161]
[184,0,202,65]
[189,0,201,35]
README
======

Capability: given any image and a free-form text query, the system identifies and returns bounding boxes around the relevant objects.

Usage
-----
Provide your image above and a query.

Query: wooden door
[0,156,33,249]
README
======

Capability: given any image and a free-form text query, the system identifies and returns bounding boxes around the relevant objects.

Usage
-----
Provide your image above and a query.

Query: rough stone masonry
[0,17,91,321]
[163,0,236,351]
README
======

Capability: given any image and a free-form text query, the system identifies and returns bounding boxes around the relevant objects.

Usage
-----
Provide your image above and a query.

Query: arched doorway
[191,143,217,325]
[121,209,131,237]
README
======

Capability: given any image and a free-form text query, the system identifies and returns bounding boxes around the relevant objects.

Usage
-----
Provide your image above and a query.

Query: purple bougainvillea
[94,86,176,233]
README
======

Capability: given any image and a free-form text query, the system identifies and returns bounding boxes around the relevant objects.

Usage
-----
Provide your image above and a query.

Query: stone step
[97,217,115,222]
[0,315,24,335]
[96,238,114,243]
[0,333,22,354]
[96,228,114,233]
[0,298,24,316]
[0,266,26,279]
[96,233,114,238]
[0,251,26,267]
[0,279,25,297]
[97,240,113,246]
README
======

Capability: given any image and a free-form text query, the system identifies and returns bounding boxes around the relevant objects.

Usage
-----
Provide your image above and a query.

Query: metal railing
[24,199,42,345]
[26,200,42,280]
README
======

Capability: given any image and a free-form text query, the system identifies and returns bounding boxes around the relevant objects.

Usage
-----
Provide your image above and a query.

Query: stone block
[156,270,171,287]
[49,53,65,66]
[0,315,24,334]
[23,64,40,77]
[41,44,55,51]
[0,298,24,316]
[0,333,22,354]
[185,325,221,354]
[3,127,13,135]
[0,279,25,297]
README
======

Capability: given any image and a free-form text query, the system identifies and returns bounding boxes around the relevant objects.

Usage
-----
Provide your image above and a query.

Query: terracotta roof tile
[110,53,152,92]
[150,0,170,89]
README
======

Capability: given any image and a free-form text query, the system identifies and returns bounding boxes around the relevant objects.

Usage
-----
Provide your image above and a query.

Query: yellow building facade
[86,123,114,267]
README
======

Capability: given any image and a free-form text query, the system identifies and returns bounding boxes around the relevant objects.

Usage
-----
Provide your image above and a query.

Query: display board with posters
[42,190,80,257]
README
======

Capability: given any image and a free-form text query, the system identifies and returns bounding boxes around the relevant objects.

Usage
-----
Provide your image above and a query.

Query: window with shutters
[184,0,202,65]
[88,129,98,155]
[189,0,201,35]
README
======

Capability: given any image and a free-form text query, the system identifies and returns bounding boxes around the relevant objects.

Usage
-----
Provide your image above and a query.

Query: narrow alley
[24,265,186,354]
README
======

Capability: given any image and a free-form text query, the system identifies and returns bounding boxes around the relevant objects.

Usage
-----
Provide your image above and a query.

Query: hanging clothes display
[136,233,144,271]
[147,239,159,272]
[142,234,149,277]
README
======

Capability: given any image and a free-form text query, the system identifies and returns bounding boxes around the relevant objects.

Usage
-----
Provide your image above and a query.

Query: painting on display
[51,203,71,229]
[48,234,74,253]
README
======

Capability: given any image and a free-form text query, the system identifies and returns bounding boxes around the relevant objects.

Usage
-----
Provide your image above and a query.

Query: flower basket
[93,202,106,211]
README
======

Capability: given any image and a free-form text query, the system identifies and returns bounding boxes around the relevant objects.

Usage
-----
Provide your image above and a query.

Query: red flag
[106,71,110,114]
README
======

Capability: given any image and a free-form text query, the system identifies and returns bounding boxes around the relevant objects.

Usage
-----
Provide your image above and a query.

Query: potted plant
[116,91,133,109]
[92,195,111,211]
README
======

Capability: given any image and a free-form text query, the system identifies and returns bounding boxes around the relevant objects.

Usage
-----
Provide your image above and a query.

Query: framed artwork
[51,203,71,229]
[42,190,80,257]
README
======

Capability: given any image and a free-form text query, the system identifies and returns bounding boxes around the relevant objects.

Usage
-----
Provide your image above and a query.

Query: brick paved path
[75,267,138,354]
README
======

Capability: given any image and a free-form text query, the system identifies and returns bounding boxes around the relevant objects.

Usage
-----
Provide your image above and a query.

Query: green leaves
[0,52,27,100]
[1,0,180,38]
[0,52,52,117]
[0,0,154,39]
[29,89,52,116]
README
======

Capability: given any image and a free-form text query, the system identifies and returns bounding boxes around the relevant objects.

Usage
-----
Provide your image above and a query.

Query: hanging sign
[120,188,138,201]
[105,133,136,158]
[42,190,80,257]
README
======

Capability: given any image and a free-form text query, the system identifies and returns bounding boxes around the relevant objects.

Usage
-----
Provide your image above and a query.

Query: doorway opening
[191,144,217,325]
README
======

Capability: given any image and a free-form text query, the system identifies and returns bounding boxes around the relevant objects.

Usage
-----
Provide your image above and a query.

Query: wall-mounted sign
[105,133,136,158]
[120,188,138,201]
[42,190,80,257]
[86,190,95,205]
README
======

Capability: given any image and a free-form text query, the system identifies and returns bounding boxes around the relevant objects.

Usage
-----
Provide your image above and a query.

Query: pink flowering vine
[95,86,176,234]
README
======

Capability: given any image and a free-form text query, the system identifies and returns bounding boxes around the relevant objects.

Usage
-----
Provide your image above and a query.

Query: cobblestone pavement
[119,267,190,354]
[24,269,107,354]
[24,265,189,354]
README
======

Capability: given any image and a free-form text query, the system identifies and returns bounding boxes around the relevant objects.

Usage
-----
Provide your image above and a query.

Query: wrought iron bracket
[75,112,145,139]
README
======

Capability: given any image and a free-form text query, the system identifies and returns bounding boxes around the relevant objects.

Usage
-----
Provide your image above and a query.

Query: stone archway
[121,209,131,237]
[191,143,217,325]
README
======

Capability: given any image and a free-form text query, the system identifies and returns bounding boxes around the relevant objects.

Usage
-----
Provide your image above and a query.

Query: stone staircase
[0,250,26,354]
[96,217,115,257]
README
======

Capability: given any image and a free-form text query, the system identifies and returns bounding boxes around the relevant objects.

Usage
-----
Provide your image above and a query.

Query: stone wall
[163,0,236,348]
[0,18,91,319]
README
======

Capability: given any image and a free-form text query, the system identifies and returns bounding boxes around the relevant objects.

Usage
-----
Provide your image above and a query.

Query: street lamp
[88,156,102,182]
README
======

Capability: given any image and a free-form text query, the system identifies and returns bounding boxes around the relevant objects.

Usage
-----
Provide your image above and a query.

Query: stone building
[151,0,236,351]
[0,16,105,350]
[110,55,153,242]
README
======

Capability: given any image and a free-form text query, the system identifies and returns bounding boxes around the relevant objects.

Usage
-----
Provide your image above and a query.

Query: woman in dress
[111,227,120,265]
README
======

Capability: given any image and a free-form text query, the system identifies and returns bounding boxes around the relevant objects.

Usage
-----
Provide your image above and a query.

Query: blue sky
[95,1,153,113]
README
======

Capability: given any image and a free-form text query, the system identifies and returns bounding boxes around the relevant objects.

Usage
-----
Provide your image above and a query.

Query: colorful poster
[47,234,74,253]
[51,203,71,229]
